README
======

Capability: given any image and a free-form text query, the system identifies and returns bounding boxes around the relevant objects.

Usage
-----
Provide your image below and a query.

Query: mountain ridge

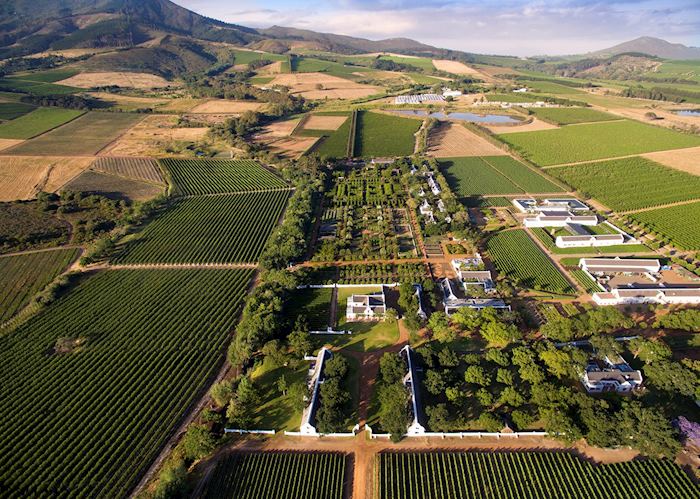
[588,36,700,60]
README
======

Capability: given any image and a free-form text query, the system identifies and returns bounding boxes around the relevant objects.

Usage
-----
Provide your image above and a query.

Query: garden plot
[56,71,172,89]
[267,73,380,100]
[8,112,144,156]
[189,100,266,114]
[427,122,507,157]
[101,115,208,156]
[0,156,94,201]
[498,119,700,166]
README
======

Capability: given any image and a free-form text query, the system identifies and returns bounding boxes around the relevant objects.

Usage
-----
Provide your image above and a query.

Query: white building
[394,94,445,104]
[419,199,435,224]
[512,198,588,214]
[442,89,463,98]
[346,288,387,320]
[400,345,426,435]
[579,258,661,275]
[441,278,509,315]
[426,173,441,195]
[300,347,332,435]
[524,212,598,228]
[581,354,643,394]
[556,233,625,248]
[592,287,700,306]
[414,285,427,320]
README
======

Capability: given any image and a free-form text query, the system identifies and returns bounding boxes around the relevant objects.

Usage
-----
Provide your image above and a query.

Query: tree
[464,365,491,386]
[619,402,681,458]
[485,348,510,367]
[180,424,216,461]
[478,412,503,432]
[643,360,699,398]
[385,308,398,323]
[428,311,455,343]
[451,307,482,331]
[426,404,452,431]
[437,348,459,367]
[276,374,288,396]
[209,379,233,408]
[476,388,494,407]
[316,377,349,433]
[262,339,288,367]
[424,370,447,395]
[511,409,535,430]
[398,282,418,315]
[288,330,313,357]
[499,386,525,407]
[628,337,672,363]
[539,347,575,379]
[518,361,545,385]
[153,458,188,499]
[380,352,405,384]
[324,355,349,379]
[540,316,575,342]
[589,334,622,360]
[496,368,514,386]
[378,383,410,442]
[226,377,260,427]
[445,386,463,404]
[288,381,309,412]
[539,407,581,443]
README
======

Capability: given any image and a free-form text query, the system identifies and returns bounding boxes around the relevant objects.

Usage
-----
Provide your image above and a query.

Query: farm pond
[389,109,522,124]
[673,109,700,116]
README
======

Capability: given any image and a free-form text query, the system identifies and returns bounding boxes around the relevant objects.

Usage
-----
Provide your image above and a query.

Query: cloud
[173,0,700,55]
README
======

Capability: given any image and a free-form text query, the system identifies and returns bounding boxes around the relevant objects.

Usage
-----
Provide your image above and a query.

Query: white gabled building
[414,284,427,320]
[556,233,625,248]
[524,212,598,228]
[512,198,588,214]
[441,278,509,315]
[400,345,426,436]
[579,258,661,275]
[592,287,700,306]
[581,354,643,394]
[300,347,333,435]
[425,173,441,195]
[419,199,435,224]
[346,287,387,321]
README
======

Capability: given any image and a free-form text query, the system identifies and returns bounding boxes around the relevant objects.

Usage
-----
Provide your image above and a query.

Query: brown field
[0,156,93,201]
[267,73,380,100]
[0,139,23,152]
[28,47,116,58]
[101,115,208,157]
[302,115,347,131]
[256,61,283,75]
[57,72,172,89]
[63,170,164,202]
[189,100,266,114]
[257,118,301,138]
[642,146,700,176]
[156,98,207,113]
[605,106,700,132]
[91,157,164,184]
[86,92,169,111]
[256,136,318,159]
[485,118,559,134]
[427,122,508,157]
[432,60,495,82]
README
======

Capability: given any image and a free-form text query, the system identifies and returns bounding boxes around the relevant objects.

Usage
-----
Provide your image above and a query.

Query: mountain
[589,36,700,60]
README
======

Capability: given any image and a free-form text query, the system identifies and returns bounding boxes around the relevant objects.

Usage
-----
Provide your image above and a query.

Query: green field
[549,157,700,211]
[498,120,700,166]
[630,201,700,250]
[354,111,420,158]
[0,268,253,497]
[6,69,80,83]
[292,287,333,330]
[441,157,523,196]
[161,158,289,196]
[0,77,79,96]
[203,452,347,499]
[519,79,584,94]
[304,112,352,159]
[114,190,289,264]
[377,452,699,499]
[0,107,83,139]
[7,112,142,155]
[487,230,574,294]
[230,49,287,66]
[294,57,377,80]
[0,248,79,322]
[482,156,564,193]
[379,54,436,71]
[0,102,35,121]
[530,107,619,125]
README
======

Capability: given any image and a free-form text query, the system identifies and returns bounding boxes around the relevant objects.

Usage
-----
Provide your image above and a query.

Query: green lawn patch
[354,111,420,158]
[549,157,700,211]
[291,287,333,330]
[498,120,700,166]
[530,107,619,125]
[250,356,308,431]
[0,107,83,139]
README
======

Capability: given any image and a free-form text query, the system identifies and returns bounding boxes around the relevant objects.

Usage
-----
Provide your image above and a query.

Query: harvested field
[56,71,172,89]
[256,61,283,74]
[642,146,700,176]
[7,112,143,156]
[189,100,266,114]
[102,115,208,156]
[485,118,559,134]
[427,122,507,157]
[63,170,164,202]
[0,156,93,201]
[267,73,380,100]
[91,157,164,184]
[0,139,23,151]
[607,106,700,132]
[257,118,301,138]
[86,92,169,111]
[302,115,348,131]
[156,98,206,113]
[260,136,319,159]
[432,59,494,81]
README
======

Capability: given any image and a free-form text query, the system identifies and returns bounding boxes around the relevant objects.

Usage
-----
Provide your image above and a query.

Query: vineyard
[377,451,700,499]
[549,157,700,211]
[161,158,288,196]
[0,101,34,120]
[530,107,619,125]
[0,248,79,322]
[308,112,353,159]
[630,201,700,250]
[440,157,524,196]
[91,157,164,184]
[481,156,564,193]
[498,120,700,166]
[203,452,348,499]
[354,111,420,158]
[0,268,254,498]
[114,190,290,264]
[487,230,575,294]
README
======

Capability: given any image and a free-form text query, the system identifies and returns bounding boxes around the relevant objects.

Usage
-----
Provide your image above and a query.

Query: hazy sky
[174,0,700,56]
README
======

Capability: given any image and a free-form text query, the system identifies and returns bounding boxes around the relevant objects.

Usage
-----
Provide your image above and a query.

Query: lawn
[548,157,700,211]
[498,120,700,166]
[7,112,142,155]
[250,356,308,431]
[0,107,84,139]
[354,111,420,158]
[291,287,333,330]
[630,201,700,250]
[529,107,620,125]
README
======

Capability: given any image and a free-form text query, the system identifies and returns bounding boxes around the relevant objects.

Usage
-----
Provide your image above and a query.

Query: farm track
[0,245,82,259]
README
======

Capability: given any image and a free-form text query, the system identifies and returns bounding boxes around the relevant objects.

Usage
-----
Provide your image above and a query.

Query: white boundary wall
[298,283,400,289]
[224,429,276,435]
